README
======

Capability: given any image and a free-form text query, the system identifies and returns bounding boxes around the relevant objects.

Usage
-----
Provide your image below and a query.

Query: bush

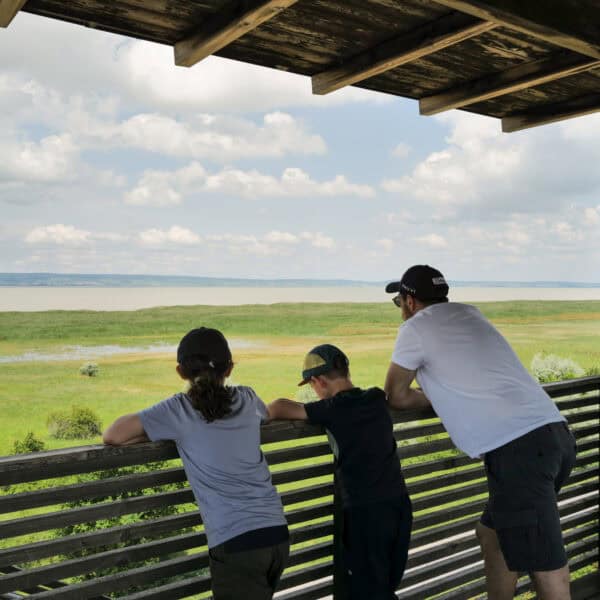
[585,365,600,377]
[531,353,585,383]
[47,406,103,439]
[295,385,318,403]
[79,362,99,377]
[13,431,46,454]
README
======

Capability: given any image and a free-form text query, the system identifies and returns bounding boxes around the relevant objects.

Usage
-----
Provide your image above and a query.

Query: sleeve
[138,395,183,442]
[240,386,269,423]
[304,399,334,427]
[391,321,425,371]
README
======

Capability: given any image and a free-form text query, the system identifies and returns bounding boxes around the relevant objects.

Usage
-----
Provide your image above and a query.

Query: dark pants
[342,494,413,600]
[481,421,577,572]
[208,540,289,600]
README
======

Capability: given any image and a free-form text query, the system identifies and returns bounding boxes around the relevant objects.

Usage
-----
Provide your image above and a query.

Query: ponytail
[179,358,233,423]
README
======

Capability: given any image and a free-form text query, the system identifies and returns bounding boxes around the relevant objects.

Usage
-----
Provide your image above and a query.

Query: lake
[2,286,600,311]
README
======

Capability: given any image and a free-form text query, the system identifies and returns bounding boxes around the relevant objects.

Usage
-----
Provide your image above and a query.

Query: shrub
[295,385,318,403]
[13,431,46,454]
[47,406,103,439]
[585,365,600,377]
[531,353,585,383]
[79,362,99,377]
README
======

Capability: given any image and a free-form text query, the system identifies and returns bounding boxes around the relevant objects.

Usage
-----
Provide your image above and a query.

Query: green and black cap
[298,344,349,386]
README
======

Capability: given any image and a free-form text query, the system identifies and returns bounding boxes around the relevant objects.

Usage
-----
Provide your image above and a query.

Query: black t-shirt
[304,387,407,507]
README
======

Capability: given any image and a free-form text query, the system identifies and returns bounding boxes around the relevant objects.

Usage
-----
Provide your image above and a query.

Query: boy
[268,344,412,600]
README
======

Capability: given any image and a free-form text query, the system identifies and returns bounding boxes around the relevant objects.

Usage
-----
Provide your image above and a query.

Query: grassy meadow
[1,300,599,457]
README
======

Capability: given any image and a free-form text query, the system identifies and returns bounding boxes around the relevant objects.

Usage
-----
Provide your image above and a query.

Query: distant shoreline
[1,273,599,289]
[2,286,600,311]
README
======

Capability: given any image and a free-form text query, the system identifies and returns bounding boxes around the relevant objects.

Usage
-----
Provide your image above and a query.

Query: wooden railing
[0,376,598,599]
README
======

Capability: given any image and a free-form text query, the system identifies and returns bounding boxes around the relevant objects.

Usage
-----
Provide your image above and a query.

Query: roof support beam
[312,12,496,96]
[502,93,600,132]
[420,52,600,115]
[0,0,27,27]
[175,0,299,68]
[431,0,600,60]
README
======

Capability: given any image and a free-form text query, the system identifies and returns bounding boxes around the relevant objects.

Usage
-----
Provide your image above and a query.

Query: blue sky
[1,12,599,282]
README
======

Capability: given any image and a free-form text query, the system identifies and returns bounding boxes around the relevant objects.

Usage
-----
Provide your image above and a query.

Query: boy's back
[305,386,406,507]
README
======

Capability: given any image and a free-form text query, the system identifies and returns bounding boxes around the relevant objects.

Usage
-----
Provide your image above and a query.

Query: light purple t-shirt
[139,385,287,548]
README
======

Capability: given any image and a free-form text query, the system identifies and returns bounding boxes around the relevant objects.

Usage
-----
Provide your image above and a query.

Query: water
[0,286,599,311]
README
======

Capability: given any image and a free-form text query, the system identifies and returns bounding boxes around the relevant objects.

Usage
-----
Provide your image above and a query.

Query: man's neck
[323,379,355,398]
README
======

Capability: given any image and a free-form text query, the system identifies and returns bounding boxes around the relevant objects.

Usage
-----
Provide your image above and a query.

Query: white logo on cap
[432,277,446,285]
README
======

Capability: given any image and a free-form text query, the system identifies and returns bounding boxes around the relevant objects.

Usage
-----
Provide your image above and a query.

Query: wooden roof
[2,0,600,131]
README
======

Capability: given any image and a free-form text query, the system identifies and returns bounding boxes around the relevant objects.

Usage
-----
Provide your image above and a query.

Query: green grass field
[1,301,599,456]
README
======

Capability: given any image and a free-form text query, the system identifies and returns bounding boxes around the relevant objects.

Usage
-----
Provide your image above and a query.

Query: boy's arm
[103,414,150,446]
[384,363,431,410]
[267,398,308,421]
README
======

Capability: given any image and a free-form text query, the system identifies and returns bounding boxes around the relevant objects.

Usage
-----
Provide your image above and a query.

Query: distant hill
[0,273,598,288]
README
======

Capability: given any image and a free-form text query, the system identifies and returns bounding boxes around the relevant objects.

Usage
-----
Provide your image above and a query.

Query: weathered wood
[279,561,333,591]
[420,51,600,114]
[174,0,299,68]
[312,12,496,95]
[502,92,600,132]
[0,532,204,595]
[431,0,600,60]
[0,0,27,26]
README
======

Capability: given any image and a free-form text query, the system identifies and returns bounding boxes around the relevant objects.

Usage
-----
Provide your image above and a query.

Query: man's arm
[267,398,308,421]
[384,363,431,410]
[103,414,150,446]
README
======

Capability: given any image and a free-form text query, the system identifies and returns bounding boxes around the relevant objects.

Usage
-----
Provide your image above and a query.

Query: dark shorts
[208,539,289,600]
[481,421,577,573]
[341,494,413,600]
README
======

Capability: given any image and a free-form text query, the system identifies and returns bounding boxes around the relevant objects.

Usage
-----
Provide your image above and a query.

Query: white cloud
[25,224,90,245]
[377,238,394,253]
[392,143,411,158]
[138,226,201,246]
[125,163,375,205]
[415,233,448,248]
[300,232,336,249]
[583,206,600,226]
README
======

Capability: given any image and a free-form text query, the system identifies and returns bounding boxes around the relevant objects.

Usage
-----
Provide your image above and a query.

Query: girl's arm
[103,414,150,445]
[267,398,308,421]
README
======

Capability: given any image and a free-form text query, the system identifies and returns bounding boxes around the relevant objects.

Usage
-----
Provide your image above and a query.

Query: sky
[1,12,599,282]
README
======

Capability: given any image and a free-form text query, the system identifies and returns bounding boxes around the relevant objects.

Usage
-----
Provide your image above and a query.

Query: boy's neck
[321,378,355,399]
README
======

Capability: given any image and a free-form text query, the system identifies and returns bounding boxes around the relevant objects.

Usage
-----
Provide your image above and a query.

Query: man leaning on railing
[384,265,577,600]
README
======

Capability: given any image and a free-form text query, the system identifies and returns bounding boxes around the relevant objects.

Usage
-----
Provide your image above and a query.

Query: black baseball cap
[177,327,232,365]
[385,265,449,301]
[298,344,349,386]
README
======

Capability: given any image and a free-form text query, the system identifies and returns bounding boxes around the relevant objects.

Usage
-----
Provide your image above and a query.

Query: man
[384,265,576,600]
[268,344,412,600]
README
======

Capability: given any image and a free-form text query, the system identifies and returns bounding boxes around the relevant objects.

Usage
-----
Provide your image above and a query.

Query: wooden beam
[0,0,27,27]
[502,93,600,132]
[312,12,496,96]
[420,52,600,115]
[174,0,299,68]
[432,0,600,60]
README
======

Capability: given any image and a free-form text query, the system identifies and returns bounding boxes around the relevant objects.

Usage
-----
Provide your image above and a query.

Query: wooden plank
[0,512,202,568]
[0,533,203,595]
[502,92,600,132]
[544,375,600,398]
[174,0,300,68]
[0,0,27,27]
[431,0,600,60]
[420,51,600,115]
[312,12,496,95]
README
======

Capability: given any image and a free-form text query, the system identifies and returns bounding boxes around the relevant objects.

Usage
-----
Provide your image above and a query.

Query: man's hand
[384,363,431,410]
[267,398,308,421]
[103,414,149,446]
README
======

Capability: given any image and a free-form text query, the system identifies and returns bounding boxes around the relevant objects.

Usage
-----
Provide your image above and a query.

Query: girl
[103,327,289,600]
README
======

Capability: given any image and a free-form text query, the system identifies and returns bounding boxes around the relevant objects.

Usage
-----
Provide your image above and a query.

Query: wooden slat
[0,467,187,514]
[0,512,202,568]
[544,376,600,398]
[312,12,496,95]
[0,488,195,539]
[174,0,300,68]
[431,0,600,60]
[0,0,27,27]
[278,561,332,591]
[420,51,600,115]
[502,92,600,132]
[0,532,203,595]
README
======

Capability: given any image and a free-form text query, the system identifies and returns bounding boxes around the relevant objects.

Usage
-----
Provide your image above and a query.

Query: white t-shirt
[391,302,564,458]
